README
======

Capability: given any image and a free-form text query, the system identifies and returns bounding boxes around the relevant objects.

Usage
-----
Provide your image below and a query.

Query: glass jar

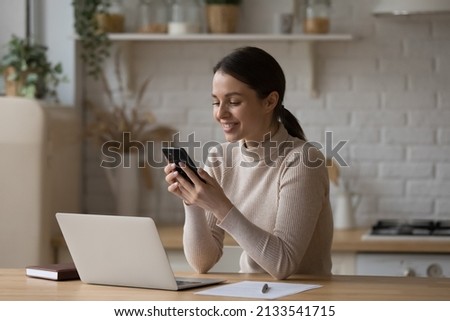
[137,0,169,33]
[96,0,126,33]
[168,0,202,35]
[304,0,330,34]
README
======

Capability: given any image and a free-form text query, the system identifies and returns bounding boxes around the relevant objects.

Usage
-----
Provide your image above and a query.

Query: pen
[261,283,270,293]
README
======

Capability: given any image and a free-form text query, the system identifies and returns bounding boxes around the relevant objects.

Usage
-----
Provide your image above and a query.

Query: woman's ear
[264,91,279,114]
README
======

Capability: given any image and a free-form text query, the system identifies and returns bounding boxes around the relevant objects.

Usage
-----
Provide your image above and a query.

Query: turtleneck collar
[239,123,291,163]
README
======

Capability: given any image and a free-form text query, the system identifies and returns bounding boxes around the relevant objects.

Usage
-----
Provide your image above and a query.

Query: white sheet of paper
[195,281,322,300]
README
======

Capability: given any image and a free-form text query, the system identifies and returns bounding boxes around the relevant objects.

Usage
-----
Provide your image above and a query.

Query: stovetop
[369,219,450,237]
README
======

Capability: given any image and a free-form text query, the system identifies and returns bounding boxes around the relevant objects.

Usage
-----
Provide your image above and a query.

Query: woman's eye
[212,100,241,107]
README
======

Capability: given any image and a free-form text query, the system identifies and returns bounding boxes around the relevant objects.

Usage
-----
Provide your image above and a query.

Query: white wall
[0,0,26,45]
[0,0,26,94]
[37,0,75,105]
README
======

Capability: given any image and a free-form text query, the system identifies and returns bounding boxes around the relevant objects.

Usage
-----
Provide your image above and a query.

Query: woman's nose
[216,104,230,119]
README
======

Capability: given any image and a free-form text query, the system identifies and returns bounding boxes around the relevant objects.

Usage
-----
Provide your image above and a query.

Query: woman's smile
[221,122,239,133]
[212,71,276,143]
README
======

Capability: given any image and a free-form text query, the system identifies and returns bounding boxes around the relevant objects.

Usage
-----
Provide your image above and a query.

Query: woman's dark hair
[213,46,306,141]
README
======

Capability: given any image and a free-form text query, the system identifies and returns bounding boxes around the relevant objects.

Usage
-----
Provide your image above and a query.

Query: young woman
[164,46,333,280]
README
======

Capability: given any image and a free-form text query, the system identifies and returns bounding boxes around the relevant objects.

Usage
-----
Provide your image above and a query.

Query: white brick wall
[437,164,450,179]
[83,0,450,224]
[436,199,450,215]
[379,162,433,179]
[382,128,435,144]
[378,198,434,215]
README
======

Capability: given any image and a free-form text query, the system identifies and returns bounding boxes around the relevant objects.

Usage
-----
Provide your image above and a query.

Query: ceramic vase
[104,152,140,215]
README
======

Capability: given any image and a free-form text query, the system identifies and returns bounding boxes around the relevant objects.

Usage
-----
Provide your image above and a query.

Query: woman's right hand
[165,162,233,220]
[164,163,184,200]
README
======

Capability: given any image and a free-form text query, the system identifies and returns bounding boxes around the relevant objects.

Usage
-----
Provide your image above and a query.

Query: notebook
[26,262,79,281]
[56,212,224,291]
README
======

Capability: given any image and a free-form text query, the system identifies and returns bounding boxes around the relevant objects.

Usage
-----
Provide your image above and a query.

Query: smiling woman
[164,46,333,280]
[212,71,277,143]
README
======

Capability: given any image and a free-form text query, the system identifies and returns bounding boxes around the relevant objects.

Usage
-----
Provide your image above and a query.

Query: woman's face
[212,71,277,143]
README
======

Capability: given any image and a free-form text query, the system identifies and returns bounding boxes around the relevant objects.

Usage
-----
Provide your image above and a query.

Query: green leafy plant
[72,0,112,79]
[0,35,65,100]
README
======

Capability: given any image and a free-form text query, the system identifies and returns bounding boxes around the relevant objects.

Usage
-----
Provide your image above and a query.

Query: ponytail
[277,105,307,141]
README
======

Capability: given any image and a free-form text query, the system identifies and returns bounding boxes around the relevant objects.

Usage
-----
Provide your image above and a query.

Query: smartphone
[162,147,206,185]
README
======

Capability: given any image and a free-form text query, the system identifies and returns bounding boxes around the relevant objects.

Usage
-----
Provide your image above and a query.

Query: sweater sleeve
[218,146,329,280]
[182,204,225,273]
[182,145,228,273]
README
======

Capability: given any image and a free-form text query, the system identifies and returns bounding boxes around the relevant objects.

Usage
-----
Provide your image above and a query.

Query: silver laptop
[56,213,224,290]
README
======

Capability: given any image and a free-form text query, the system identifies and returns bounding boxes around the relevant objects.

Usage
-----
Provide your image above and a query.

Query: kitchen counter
[332,228,450,253]
[158,226,450,254]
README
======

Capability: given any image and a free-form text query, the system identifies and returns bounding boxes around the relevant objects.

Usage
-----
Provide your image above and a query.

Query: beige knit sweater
[183,124,333,280]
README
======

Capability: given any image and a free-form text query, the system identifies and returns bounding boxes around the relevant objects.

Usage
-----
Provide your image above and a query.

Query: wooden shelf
[102,32,355,98]
[108,33,354,42]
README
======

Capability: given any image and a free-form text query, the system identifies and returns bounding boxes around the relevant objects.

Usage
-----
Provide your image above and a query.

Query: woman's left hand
[173,163,233,221]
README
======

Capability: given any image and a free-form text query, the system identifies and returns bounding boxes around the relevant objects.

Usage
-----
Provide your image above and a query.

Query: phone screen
[162,147,205,184]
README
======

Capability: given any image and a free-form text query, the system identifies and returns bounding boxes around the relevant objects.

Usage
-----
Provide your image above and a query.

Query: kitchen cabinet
[162,226,450,275]
[356,253,450,278]
[332,228,450,277]
[331,252,356,275]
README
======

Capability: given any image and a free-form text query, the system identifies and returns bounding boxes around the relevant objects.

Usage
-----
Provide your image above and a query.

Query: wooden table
[1,269,450,301]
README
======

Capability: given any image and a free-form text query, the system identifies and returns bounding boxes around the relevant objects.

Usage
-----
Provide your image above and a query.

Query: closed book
[26,262,79,281]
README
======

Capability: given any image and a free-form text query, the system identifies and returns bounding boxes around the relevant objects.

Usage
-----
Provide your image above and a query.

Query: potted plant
[205,0,242,33]
[72,0,116,79]
[0,35,65,100]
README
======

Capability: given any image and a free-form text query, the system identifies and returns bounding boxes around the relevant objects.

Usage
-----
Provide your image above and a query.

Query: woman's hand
[164,163,233,221]
[164,162,181,195]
